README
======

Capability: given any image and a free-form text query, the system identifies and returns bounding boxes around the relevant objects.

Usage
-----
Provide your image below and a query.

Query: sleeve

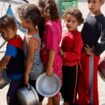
[93,24,105,55]
[63,33,83,63]
[46,24,58,51]
[5,44,17,57]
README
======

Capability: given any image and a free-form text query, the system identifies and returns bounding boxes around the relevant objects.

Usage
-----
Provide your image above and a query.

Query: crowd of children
[0,0,105,105]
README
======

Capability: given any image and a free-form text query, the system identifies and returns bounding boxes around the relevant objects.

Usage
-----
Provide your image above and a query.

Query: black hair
[43,0,60,20]
[17,4,44,37]
[39,0,46,9]
[63,8,84,25]
[0,15,17,31]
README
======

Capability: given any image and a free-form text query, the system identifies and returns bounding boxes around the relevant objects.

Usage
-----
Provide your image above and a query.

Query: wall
[78,0,105,18]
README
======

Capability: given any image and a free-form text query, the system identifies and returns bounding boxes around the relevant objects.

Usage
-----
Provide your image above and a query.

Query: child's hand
[46,67,53,76]
[84,44,93,56]
[24,73,29,85]
[59,48,64,56]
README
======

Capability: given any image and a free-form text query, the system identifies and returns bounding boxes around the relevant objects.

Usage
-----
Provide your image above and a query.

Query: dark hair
[0,15,17,31]
[63,8,84,25]
[39,0,46,9]
[44,0,59,20]
[17,4,44,37]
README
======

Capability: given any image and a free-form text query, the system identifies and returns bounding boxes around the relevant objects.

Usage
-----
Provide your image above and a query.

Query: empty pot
[17,84,39,105]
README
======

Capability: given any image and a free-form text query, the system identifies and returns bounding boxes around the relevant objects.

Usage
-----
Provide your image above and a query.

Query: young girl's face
[0,28,16,41]
[87,0,103,14]
[43,9,51,21]
[20,18,29,29]
[65,14,79,31]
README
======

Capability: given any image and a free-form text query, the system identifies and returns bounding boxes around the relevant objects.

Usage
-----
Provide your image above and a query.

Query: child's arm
[46,49,55,76]
[62,33,83,64]
[59,47,64,56]
[24,37,39,84]
[0,43,17,70]
[93,16,105,55]
[84,44,94,56]
[0,55,11,70]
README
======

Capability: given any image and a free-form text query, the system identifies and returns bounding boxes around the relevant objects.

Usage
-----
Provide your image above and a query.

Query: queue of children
[0,0,105,105]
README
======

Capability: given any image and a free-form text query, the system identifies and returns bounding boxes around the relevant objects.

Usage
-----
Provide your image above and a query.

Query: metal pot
[98,58,105,81]
[17,84,39,105]
[0,70,10,89]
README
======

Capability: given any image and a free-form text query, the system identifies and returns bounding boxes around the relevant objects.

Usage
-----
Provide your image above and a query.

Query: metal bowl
[0,70,10,89]
[36,73,61,97]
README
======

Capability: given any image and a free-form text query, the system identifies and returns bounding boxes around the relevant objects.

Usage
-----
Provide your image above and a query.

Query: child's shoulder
[8,35,23,49]
[8,35,22,43]
[96,14,105,25]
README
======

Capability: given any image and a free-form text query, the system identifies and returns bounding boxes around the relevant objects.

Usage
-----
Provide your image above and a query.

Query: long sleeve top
[81,13,105,55]
[61,30,83,66]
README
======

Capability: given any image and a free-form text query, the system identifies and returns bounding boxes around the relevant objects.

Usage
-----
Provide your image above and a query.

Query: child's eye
[67,20,71,23]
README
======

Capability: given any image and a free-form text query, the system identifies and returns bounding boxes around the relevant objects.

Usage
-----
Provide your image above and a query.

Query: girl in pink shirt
[39,0,62,105]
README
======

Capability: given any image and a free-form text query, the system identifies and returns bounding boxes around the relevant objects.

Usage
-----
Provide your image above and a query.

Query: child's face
[43,9,51,21]
[0,28,16,41]
[87,0,103,14]
[19,18,29,29]
[65,14,79,31]
[39,7,45,17]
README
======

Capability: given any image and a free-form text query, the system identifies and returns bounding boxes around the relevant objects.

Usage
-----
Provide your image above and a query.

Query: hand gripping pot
[17,84,39,105]
[98,57,105,81]
[0,70,10,89]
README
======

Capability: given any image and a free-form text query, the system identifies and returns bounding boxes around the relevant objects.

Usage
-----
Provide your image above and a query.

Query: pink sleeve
[46,24,58,51]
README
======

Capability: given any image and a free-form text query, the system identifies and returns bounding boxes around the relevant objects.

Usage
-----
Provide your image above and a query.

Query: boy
[0,15,24,105]
[78,0,105,105]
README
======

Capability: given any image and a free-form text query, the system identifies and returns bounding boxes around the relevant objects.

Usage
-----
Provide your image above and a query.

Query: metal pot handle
[24,83,31,90]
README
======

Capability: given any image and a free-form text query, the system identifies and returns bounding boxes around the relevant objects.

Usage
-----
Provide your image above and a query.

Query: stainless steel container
[0,70,10,89]
[17,84,39,105]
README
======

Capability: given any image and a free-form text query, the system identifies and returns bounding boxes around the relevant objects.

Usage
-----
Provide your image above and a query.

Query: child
[38,0,46,17]
[39,0,62,105]
[78,0,105,105]
[60,9,84,105]
[17,4,44,105]
[0,15,24,105]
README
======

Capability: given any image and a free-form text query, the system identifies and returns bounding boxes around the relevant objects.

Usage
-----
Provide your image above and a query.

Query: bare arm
[46,49,55,76]
[24,37,39,84]
[0,55,11,70]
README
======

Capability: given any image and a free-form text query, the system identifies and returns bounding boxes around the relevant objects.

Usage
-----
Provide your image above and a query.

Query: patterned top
[24,34,44,80]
